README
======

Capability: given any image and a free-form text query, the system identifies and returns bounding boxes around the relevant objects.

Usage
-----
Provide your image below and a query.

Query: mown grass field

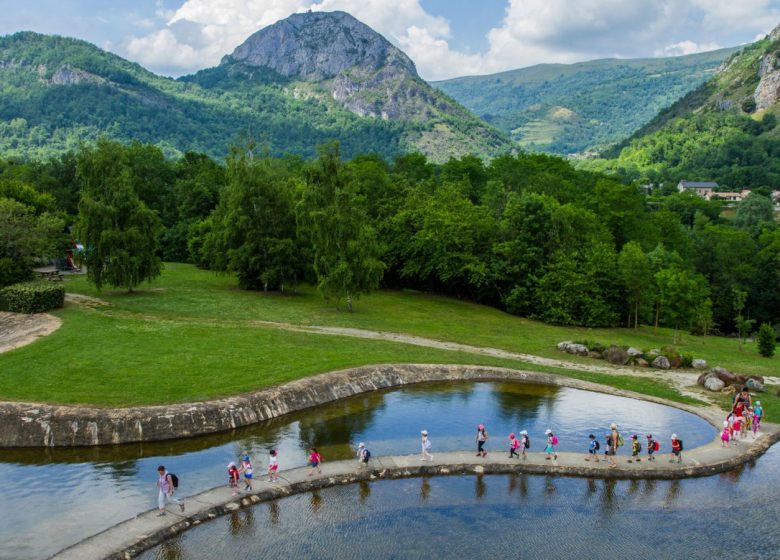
[0,263,776,407]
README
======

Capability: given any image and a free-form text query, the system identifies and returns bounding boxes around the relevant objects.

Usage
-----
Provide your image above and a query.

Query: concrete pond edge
[0,363,729,447]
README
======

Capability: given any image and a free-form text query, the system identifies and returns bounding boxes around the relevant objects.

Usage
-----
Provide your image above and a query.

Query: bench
[37,269,63,282]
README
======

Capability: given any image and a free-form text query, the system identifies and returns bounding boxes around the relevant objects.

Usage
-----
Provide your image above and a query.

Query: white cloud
[121,0,780,79]
[656,40,723,57]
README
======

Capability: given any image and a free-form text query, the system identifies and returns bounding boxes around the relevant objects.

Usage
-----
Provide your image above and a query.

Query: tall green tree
[76,139,161,291]
[205,149,301,291]
[0,197,63,287]
[297,142,384,311]
[733,193,775,237]
[654,267,711,343]
[618,241,651,328]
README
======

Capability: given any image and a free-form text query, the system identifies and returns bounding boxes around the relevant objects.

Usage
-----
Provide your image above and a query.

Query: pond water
[0,382,715,560]
[140,446,780,560]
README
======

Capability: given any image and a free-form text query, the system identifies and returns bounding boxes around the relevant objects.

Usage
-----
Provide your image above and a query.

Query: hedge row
[0,281,65,313]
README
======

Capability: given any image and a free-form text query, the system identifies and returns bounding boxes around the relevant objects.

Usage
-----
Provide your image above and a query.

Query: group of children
[227,448,326,494]
[226,403,764,494]
[720,400,764,447]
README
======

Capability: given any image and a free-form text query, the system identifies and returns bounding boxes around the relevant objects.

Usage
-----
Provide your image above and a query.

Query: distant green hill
[434,48,739,155]
[587,25,780,189]
[0,13,512,162]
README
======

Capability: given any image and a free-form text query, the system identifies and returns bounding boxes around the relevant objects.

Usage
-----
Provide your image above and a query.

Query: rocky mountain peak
[222,10,418,81]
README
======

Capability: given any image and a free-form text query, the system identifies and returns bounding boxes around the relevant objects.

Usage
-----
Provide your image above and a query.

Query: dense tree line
[2,139,779,336]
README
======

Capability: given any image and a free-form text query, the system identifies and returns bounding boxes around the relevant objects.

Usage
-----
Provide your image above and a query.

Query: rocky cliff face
[753,22,780,110]
[214,10,512,159]
[224,11,417,82]
[221,11,483,126]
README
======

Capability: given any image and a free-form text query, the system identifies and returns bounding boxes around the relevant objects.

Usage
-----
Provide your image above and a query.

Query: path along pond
[0,382,718,560]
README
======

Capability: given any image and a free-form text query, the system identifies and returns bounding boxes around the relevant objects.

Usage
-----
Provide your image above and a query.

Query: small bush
[0,281,65,313]
[573,339,605,353]
[757,322,776,358]
[662,346,682,368]
[742,98,757,114]
[681,353,694,368]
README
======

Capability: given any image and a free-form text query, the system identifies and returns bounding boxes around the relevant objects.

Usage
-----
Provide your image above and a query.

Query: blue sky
[2,1,779,80]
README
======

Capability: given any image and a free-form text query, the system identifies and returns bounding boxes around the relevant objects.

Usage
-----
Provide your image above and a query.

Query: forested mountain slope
[0,12,512,162]
[588,24,780,188]
[435,48,738,155]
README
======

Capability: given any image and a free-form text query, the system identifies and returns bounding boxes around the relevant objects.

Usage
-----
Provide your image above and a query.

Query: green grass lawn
[1,263,774,406]
[63,263,780,377]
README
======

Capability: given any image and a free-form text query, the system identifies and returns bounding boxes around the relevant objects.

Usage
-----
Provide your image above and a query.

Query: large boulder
[588,351,603,359]
[692,359,708,370]
[635,358,649,368]
[557,341,573,351]
[604,346,630,365]
[627,347,643,358]
[710,366,743,386]
[696,372,712,386]
[746,378,766,393]
[651,356,671,370]
[566,343,589,356]
[704,376,725,392]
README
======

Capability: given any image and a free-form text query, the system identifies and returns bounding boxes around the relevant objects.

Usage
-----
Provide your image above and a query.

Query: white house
[677,180,719,198]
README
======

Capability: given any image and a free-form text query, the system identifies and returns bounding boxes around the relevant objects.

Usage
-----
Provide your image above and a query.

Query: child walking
[732,415,742,446]
[520,430,529,459]
[307,448,322,476]
[646,434,657,461]
[627,434,642,463]
[268,450,279,482]
[420,430,433,461]
[585,434,599,462]
[720,421,730,447]
[509,433,520,458]
[476,424,488,457]
[239,453,254,492]
[670,434,683,463]
[227,462,240,495]
[606,433,617,468]
[754,401,764,435]
[544,429,558,461]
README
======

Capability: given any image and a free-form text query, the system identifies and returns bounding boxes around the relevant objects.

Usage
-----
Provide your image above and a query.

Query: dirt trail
[0,312,62,354]
[63,291,709,402]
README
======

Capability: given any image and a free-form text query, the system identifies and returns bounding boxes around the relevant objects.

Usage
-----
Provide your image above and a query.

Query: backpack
[617,433,624,447]
[524,436,531,449]
[169,473,179,489]
[594,440,600,451]
[653,440,660,452]
[637,443,642,453]
[551,435,559,446]
[362,449,371,462]
[678,439,683,451]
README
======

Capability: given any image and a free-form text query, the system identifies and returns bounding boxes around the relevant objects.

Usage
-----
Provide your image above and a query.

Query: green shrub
[662,346,682,368]
[757,322,776,358]
[681,353,694,368]
[573,339,606,353]
[0,281,65,313]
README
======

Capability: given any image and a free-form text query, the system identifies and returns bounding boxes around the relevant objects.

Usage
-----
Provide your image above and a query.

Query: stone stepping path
[50,426,779,560]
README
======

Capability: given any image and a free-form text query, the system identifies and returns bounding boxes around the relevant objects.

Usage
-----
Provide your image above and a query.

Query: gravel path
[0,311,62,354]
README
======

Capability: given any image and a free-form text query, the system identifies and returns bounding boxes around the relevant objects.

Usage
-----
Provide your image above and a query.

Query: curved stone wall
[0,363,721,447]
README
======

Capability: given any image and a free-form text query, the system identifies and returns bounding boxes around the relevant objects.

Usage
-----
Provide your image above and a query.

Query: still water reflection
[142,447,779,560]
[0,382,714,560]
